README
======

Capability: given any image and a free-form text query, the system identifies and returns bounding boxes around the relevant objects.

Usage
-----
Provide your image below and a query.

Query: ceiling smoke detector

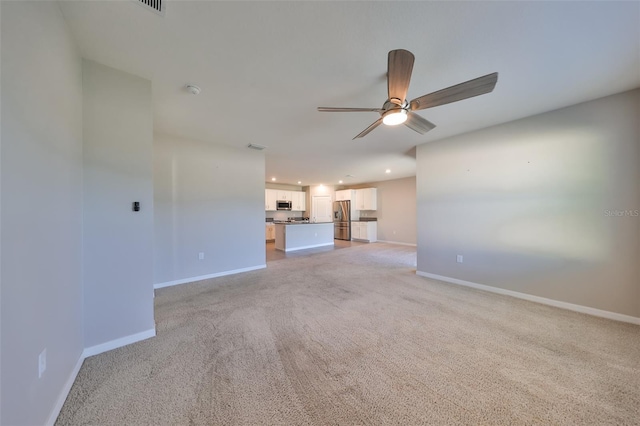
[186,84,201,95]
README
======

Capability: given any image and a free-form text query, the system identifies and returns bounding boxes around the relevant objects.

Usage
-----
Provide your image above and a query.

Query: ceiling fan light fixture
[316,50,497,138]
[382,109,408,126]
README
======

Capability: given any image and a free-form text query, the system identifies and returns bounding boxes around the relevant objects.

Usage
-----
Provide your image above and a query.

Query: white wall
[416,89,640,318]
[82,60,155,348]
[154,134,265,286]
[1,2,84,424]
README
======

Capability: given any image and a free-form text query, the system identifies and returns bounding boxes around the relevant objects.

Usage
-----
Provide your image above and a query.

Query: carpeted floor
[56,243,640,425]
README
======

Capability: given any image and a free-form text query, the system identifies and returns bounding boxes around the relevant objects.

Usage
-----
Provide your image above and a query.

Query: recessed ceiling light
[271,177,276,181]
[339,180,343,184]
[298,181,302,184]
[385,169,391,174]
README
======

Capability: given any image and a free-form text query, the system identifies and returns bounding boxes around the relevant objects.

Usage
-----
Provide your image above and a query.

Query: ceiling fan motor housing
[382,99,409,112]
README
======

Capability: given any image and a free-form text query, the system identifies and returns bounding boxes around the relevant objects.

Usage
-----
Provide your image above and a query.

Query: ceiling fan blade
[317,107,382,112]
[388,49,414,104]
[353,118,383,139]
[404,112,436,134]
[410,72,498,111]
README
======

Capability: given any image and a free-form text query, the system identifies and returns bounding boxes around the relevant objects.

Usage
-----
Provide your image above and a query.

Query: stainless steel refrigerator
[333,200,351,240]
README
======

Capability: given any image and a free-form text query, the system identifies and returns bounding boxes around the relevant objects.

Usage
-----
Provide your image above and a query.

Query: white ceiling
[58,0,640,186]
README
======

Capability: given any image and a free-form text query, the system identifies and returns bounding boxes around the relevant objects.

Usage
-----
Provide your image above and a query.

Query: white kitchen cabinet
[277,190,292,201]
[351,221,377,242]
[266,189,306,211]
[292,191,306,211]
[265,223,275,241]
[335,189,355,201]
[351,221,361,240]
[265,189,278,211]
[354,188,377,210]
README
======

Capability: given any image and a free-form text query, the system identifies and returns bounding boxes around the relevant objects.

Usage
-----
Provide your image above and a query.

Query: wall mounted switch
[457,255,463,263]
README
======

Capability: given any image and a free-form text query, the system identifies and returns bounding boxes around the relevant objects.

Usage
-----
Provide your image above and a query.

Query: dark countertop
[266,217,306,223]
[273,221,332,225]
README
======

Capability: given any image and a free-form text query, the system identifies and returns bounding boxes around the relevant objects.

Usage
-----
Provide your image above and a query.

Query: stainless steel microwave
[277,200,292,210]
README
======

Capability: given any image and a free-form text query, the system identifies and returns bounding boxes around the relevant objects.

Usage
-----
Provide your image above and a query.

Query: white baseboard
[416,271,640,325]
[47,327,156,425]
[153,264,266,290]
[284,242,334,252]
[45,351,85,426]
[376,240,417,247]
[83,328,156,358]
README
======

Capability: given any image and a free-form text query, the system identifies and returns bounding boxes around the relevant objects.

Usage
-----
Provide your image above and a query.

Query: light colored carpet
[56,243,640,425]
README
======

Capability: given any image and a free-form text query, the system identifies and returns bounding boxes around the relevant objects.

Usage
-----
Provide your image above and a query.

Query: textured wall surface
[417,89,640,317]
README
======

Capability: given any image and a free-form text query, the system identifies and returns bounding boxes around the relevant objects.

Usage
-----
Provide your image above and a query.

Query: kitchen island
[274,222,334,252]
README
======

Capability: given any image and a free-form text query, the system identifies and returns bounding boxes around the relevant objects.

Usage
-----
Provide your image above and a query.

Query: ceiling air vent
[134,0,165,17]
[247,144,267,151]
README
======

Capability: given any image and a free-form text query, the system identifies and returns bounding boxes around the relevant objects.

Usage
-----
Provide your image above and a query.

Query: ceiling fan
[318,49,498,139]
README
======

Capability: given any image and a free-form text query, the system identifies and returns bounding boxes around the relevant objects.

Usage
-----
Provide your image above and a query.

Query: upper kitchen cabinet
[354,188,377,210]
[292,191,306,211]
[265,189,278,211]
[265,188,306,211]
[277,190,291,200]
[335,189,355,201]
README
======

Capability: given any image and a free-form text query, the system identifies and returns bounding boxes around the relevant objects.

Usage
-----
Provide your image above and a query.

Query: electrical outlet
[457,255,463,263]
[38,348,47,378]
[198,252,204,260]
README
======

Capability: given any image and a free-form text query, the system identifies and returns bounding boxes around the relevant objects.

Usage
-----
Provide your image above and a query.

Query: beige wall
[343,177,417,245]
[265,182,303,191]
[416,89,640,318]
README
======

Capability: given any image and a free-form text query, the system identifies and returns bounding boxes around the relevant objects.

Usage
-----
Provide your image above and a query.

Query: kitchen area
[265,185,378,256]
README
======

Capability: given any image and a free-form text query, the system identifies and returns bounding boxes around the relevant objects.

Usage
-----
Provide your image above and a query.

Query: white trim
[153,264,266,289]
[46,327,157,424]
[416,271,640,325]
[82,328,156,358]
[284,242,334,252]
[376,240,417,247]
[45,351,85,426]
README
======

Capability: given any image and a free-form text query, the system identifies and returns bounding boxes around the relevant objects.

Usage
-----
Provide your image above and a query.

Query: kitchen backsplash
[265,212,308,222]
[266,211,299,221]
